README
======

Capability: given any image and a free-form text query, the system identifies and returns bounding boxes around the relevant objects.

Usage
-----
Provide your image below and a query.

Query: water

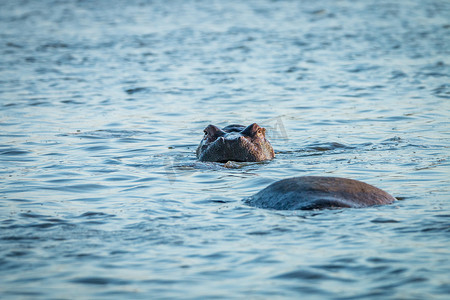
[1,0,449,298]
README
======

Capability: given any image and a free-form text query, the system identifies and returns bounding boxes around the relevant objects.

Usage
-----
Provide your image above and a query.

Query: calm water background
[1,0,449,299]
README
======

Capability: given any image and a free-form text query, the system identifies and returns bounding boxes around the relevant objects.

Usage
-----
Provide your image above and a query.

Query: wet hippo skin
[196,123,275,162]
[244,176,396,210]
[197,124,394,210]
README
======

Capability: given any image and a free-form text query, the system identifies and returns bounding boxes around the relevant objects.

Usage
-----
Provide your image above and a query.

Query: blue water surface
[1,0,449,299]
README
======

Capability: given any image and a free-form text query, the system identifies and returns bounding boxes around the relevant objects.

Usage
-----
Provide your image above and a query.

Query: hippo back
[244,176,396,210]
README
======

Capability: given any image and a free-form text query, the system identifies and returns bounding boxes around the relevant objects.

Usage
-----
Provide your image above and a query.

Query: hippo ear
[241,123,264,137]
[204,125,225,138]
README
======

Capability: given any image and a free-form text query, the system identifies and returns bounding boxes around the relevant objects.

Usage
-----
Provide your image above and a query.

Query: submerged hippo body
[196,123,275,162]
[244,176,396,210]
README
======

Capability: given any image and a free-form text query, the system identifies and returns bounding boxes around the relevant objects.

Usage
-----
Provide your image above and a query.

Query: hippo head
[196,123,275,162]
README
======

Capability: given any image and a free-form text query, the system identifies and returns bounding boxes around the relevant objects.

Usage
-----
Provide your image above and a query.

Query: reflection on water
[1,0,449,299]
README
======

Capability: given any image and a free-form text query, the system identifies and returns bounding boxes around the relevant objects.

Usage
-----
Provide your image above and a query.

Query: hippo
[196,123,275,162]
[197,123,395,210]
[244,176,396,210]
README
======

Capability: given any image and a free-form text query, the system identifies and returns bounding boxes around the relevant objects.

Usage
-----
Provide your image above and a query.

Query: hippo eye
[257,128,266,137]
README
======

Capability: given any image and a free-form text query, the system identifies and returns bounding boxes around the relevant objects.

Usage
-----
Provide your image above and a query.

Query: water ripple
[0,0,449,299]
